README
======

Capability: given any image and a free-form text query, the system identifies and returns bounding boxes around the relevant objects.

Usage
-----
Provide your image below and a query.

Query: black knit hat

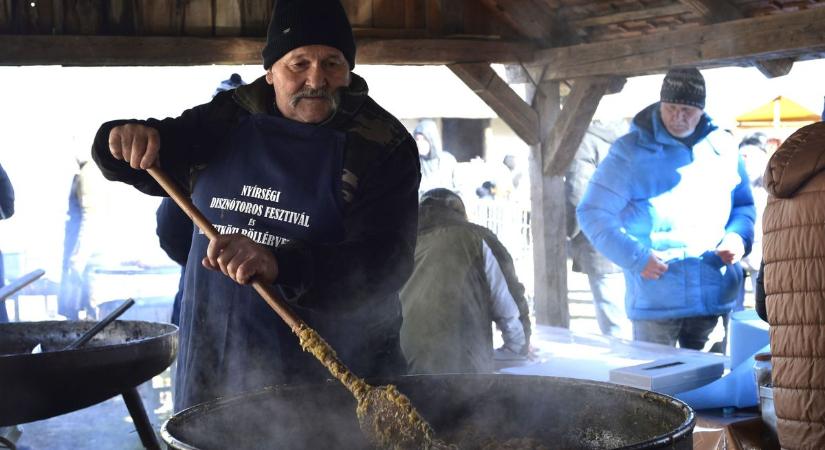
[660,68,706,109]
[261,0,356,70]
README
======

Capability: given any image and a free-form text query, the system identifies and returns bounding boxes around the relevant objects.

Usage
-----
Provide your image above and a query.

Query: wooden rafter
[753,57,795,78]
[358,38,534,64]
[0,35,535,66]
[534,7,825,80]
[51,0,63,34]
[542,76,624,176]
[677,0,741,22]
[677,0,796,78]
[425,0,462,35]
[572,4,688,29]
[479,0,554,44]
[448,63,539,145]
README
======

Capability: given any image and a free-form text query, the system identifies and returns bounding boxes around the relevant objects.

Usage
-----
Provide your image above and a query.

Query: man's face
[659,102,703,138]
[265,45,351,124]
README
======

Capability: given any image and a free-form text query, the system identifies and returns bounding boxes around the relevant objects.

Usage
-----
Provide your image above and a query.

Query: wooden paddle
[146,167,451,450]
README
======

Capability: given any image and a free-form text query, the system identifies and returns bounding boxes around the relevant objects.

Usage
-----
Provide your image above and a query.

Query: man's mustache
[289,87,337,107]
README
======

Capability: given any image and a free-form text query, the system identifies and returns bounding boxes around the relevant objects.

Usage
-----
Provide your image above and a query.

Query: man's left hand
[202,234,279,285]
[716,233,745,265]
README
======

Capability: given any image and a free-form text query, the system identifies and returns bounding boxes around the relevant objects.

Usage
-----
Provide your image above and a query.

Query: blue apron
[175,114,346,410]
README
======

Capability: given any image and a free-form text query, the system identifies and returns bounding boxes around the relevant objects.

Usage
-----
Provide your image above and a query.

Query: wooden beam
[528,80,569,327]
[351,27,429,38]
[677,0,742,22]
[479,0,554,43]
[0,35,535,66]
[542,76,621,176]
[448,63,538,145]
[51,0,63,34]
[425,0,462,35]
[679,0,795,78]
[425,0,442,34]
[214,0,241,36]
[357,38,535,64]
[534,7,825,80]
[753,57,795,79]
[573,4,688,29]
[404,0,416,29]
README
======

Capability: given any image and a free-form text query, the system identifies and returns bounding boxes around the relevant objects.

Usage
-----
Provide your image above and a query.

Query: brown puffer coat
[763,121,825,450]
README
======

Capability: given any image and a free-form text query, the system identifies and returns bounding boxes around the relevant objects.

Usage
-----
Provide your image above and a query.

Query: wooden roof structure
[4,0,825,326]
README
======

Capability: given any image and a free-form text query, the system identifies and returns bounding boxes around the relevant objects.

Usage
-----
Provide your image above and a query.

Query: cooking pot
[0,320,178,426]
[162,374,694,449]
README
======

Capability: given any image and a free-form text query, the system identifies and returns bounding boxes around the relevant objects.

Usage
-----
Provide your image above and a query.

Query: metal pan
[0,320,177,426]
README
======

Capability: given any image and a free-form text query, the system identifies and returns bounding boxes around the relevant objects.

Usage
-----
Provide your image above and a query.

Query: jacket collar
[232,72,369,125]
[632,102,715,150]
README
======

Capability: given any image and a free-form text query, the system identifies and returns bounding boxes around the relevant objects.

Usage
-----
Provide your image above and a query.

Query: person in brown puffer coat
[762,121,825,449]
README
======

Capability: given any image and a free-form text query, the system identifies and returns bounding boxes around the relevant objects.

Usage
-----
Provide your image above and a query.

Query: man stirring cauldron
[92,0,419,410]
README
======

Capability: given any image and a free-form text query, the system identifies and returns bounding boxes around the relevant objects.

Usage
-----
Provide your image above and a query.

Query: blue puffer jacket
[577,103,755,321]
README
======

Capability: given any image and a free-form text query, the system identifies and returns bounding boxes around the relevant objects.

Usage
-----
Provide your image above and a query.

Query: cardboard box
[609,356,724,395]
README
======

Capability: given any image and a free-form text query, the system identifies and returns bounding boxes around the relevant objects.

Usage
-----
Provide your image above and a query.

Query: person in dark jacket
[400,188,530,374]
[0,163,14,323]
[92,0,419,411]
[155,198,192,326]
[155,74,247,326]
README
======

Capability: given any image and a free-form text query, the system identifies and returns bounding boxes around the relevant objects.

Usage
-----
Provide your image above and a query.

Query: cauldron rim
[0,320,179,359]
[162,373,696,450]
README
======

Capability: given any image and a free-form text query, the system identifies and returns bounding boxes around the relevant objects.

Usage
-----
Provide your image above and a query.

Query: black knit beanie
[261,0,356,70]
[660,68,706,109]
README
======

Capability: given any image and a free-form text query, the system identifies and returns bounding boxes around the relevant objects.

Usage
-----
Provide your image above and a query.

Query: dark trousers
[632,315,721,350]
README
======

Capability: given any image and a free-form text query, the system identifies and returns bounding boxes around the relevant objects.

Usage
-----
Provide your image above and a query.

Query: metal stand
[122,388,161,450]
[0,425,21,450]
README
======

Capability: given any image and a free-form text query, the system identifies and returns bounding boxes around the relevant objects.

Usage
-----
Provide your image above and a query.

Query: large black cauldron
[162,374,694,450]
[0,320,178,426]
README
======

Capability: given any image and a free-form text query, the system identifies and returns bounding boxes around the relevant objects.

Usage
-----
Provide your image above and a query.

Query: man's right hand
[108,124,160,170]
[641,254,668,280]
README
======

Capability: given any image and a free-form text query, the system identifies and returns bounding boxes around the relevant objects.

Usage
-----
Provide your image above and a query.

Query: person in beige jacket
[762,121,825,449]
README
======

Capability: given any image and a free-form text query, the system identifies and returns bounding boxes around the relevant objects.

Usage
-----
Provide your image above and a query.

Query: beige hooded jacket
[763,121,825,449]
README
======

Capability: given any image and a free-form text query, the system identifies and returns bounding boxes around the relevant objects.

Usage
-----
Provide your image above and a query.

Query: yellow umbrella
[736,96,821,128]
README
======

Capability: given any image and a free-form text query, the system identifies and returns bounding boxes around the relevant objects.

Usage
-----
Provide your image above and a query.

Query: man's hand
[108,124,161,170]
[716,233,745,265]
[641,254,668,280]
[203,234,279,285]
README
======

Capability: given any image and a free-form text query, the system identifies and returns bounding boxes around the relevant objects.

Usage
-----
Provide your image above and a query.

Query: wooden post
[528,80,569,327]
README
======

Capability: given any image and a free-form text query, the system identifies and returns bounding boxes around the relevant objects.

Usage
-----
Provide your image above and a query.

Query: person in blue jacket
[577,68,755,350]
